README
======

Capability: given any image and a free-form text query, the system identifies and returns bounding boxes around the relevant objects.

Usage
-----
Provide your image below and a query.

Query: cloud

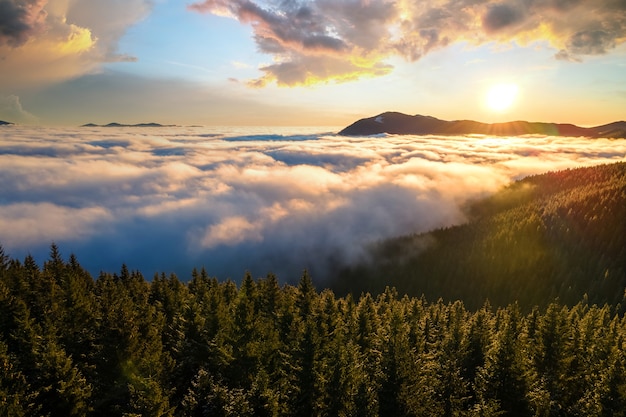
[0,95,38,123]
[567,29,616,54]
[202,216,264,248]
[189,0,626,86]
[0,0,152,89]
[0,0,48,46]
[482,3,527,33]
[554,48,582,62]
[189,0,349,54]
[64,0,151,61]
[0,202,111,247]
[190,0,398,86]
[0,126,625,282]
[251,54,393,87]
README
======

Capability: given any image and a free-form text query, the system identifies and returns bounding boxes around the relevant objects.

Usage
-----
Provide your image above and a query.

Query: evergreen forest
[335,161,626,309]
[1,161,626,416]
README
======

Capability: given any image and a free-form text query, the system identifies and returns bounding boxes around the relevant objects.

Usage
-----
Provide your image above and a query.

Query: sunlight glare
[486,83,519,112]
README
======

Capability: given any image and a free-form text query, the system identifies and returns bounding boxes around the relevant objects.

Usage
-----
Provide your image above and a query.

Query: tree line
[1,244,625,416]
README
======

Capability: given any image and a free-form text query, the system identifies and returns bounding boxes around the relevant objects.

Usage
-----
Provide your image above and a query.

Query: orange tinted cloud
[0,0,151,89]
[190,0,626,86]
[190,0,398,86]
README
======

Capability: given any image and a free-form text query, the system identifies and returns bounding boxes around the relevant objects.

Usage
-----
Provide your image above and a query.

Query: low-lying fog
[1,126,624,282]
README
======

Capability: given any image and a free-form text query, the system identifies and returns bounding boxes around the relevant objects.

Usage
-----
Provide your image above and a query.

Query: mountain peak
[339,112,626,138]
[81,122,172,128]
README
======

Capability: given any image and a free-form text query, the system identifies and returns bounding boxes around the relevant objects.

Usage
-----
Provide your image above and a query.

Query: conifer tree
[378,299,412,416]
[352,293,381,417]
[462,303,493,407]
[289,271,323,417]
[477,305,530,417]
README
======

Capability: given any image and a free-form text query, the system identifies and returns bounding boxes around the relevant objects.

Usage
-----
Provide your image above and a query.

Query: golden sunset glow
[486,83,519,112]
[1,3,625,411]
[59,26,96,55]
[0,0,624,126]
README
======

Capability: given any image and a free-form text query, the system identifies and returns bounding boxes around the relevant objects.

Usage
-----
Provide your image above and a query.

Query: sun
[486,83,519,112]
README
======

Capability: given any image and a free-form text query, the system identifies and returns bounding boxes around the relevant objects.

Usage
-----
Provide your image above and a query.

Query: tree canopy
[0,248,625,416]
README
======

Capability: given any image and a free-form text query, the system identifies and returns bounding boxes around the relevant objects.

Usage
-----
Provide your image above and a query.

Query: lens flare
[486,83,519,112]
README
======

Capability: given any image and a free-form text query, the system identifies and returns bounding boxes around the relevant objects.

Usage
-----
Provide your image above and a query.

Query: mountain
[339,111,626,138]
[592,121,626,138]
[332,161,626,309]
[0,120,13,125]
[81,122,173,127]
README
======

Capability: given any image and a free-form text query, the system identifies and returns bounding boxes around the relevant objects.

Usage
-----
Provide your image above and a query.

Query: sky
[1,126,625,282]
[0,0,625,127]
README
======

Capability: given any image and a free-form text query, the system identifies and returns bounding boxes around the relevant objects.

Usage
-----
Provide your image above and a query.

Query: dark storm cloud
[1,126,625,283]
[190,0,626,86]
[567,29,616,54]
[482,3,526,33]
[0,0,47,46]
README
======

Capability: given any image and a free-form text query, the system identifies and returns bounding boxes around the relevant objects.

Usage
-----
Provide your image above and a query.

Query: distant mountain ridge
[81,122,174,128]
[339,112,626,138]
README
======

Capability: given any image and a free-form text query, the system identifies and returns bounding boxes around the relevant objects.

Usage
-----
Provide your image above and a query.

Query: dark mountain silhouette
[339,111,626,138]
[81,122,173,127]
[592,121,626,138]
[0,120,13,126]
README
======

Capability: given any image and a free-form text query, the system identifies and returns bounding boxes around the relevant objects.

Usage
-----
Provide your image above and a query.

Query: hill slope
[339,111,626,138]
[332,162,626,309]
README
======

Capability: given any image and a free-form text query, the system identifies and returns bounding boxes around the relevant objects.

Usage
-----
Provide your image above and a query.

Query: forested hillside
[1,162,626,416]
[334,162,626,309]
[0,249,625,416]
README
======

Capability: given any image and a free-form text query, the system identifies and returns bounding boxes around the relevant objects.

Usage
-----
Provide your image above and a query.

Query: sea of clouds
[1,125,625,282]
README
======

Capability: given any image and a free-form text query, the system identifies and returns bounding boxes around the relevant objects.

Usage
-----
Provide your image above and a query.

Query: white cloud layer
[0,125,624,281]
